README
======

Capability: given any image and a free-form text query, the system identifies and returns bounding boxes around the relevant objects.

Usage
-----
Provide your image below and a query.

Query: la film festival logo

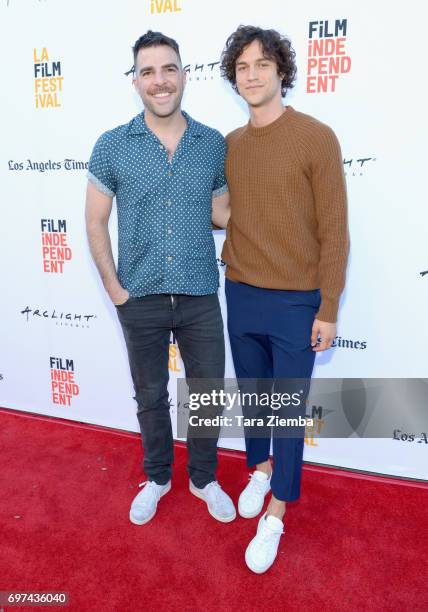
[305,404,325,447]
[41,219,72,274]
[306,19,351,93]
[33,47,63,108]
[150,0,182,14]
[50,357,80,407]
[169,334,181,373]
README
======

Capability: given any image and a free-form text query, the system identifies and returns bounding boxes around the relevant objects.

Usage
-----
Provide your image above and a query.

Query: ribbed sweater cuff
[316,297,340,323]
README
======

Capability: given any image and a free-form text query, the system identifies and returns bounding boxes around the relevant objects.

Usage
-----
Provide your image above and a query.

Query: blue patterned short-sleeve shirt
[88,110,227,296]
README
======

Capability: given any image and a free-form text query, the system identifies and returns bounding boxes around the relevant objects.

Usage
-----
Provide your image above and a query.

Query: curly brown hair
[220,25,297,97]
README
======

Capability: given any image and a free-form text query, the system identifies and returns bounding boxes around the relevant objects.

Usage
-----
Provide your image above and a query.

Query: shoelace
[135,481,161,506]
[205,481,230,508]
[205,481,222,498]
[260,516,284,541]
[247,473,269,496]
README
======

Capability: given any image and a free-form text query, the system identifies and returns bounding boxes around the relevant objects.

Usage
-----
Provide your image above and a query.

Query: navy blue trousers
[225,279,320,502]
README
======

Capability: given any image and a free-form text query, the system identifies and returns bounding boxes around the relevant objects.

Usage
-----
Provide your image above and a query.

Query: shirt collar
[128,109,204,138]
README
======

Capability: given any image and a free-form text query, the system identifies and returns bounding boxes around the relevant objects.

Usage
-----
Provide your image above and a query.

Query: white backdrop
[1,0,427,480]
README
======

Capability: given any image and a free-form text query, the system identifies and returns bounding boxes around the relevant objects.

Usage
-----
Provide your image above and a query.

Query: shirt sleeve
[87,132,117,197]
[212,133,228,198]
[311,126,350,323]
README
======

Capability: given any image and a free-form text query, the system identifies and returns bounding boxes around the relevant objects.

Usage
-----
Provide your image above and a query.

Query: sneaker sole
[129,481,171,526]
[189,482,236,523]
[238,504,265,519]
[238,487,271,519]
[245,548,275,574]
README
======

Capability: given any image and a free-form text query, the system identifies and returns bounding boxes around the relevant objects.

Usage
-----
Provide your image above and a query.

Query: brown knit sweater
[222,105,349,323]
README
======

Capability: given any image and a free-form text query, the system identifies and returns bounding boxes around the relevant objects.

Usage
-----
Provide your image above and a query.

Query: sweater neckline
[246,105,294,137]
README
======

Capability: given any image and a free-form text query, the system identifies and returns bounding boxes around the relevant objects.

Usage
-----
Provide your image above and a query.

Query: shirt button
[165,200,172,206]
[168,171,172,177]
[167,228,172,235]
[167,256,173,262]
[159,144,164,150]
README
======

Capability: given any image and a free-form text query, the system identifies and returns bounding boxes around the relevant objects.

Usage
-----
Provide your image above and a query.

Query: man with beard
[86,31,234,525]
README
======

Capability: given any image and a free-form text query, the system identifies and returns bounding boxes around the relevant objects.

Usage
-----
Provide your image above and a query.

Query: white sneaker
[238,470,271,518]
[189,480,236,523]
[129,480,171,525]
[245,513,284,574]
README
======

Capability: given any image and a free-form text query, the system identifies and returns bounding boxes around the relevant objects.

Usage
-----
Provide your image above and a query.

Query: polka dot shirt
[88,110,228,296]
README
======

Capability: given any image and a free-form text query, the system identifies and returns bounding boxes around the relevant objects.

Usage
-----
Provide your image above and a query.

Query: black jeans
[116,293,225,488]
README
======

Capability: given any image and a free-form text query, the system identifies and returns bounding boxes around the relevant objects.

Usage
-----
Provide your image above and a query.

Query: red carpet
[0,408,427,612]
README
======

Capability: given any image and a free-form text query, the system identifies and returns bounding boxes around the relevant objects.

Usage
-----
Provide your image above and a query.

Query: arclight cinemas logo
[306,19,351,93]
[184,61,220,82]
[50,356,79,406]
[343,155,376,178]
[41,219,72,273]
[20,306,97,328]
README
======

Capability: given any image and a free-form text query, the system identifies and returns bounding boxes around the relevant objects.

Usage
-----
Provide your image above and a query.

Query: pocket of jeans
[275,289,320,311]
[115,296,139,308]
[115,299,129,309]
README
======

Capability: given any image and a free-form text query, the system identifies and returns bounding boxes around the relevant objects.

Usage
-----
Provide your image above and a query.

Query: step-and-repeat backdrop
[1,0,427,479]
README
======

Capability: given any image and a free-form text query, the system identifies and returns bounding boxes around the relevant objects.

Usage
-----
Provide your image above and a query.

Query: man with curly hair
[220,25,349,573]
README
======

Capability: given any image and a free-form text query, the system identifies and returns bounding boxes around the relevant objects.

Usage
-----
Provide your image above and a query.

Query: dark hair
[220,25,296,97]
[132,30,181,72]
